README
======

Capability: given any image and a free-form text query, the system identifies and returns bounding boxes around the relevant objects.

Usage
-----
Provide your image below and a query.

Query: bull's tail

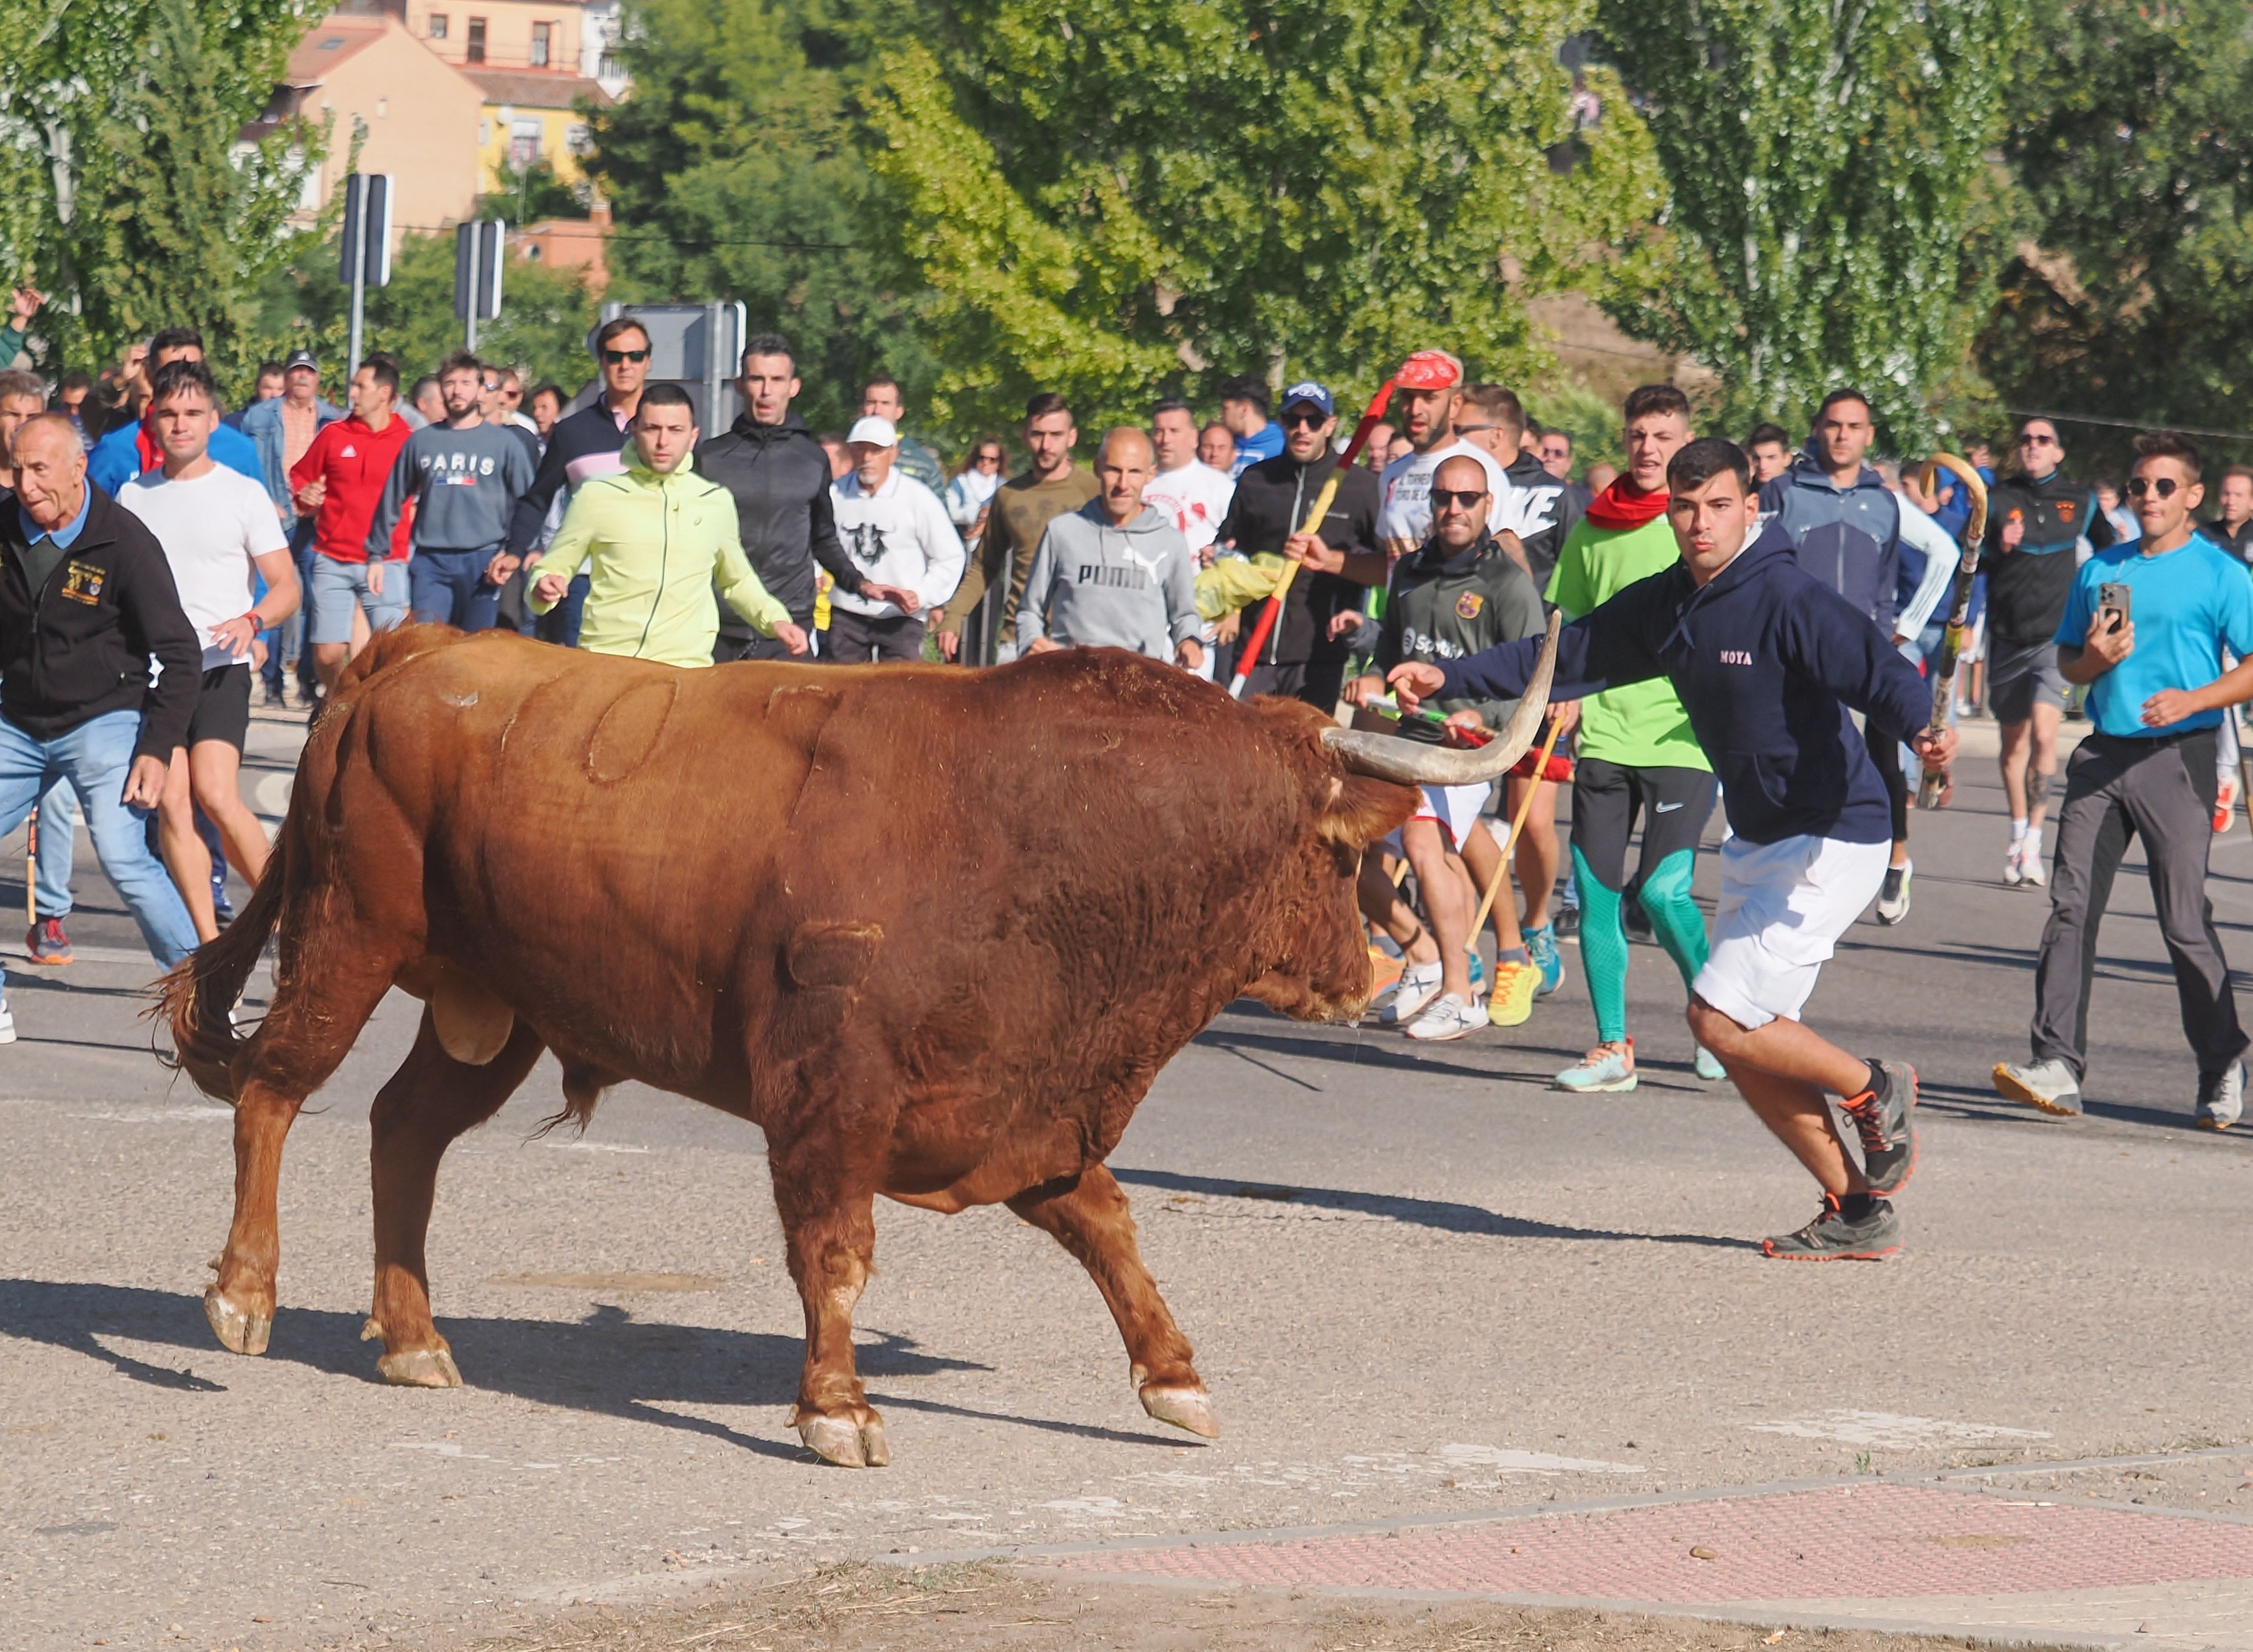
[155,859,284,1102]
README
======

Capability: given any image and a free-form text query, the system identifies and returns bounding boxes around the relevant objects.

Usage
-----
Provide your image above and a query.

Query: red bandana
[1583,476,1671,529]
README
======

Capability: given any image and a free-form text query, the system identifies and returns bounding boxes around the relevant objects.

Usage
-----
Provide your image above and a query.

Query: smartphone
[2098,581,2131,632]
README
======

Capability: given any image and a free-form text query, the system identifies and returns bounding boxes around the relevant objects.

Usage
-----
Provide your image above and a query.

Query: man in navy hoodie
[1760,389,1919,925]
[1391,439,1955,1260]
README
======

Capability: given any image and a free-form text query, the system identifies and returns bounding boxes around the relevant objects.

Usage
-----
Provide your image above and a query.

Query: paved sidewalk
[1021,1469,2253,1650]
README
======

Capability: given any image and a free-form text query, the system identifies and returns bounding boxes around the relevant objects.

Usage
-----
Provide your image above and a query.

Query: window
[478,119,490,145]
[427,12,447,37]
[509,118,542,169]
[565,122,591,155]
[597,50,620,81]
[530,21,550,66]
[466,16,486,61]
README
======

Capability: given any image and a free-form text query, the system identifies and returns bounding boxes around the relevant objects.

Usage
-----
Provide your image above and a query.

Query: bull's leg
[365,1012,546,1388]
[1008,1164,1218,1439]
[771,1147,886,1468]
[207,944,401,1358]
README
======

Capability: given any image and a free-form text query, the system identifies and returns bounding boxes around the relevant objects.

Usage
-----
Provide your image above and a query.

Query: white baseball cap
[846,415,899,448]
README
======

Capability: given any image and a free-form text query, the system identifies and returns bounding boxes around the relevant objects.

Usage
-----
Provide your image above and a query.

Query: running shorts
[1988,636,2068,723]
[1691,833,1890,1029]
[185,662,253,753]
[1382,782,1492,855]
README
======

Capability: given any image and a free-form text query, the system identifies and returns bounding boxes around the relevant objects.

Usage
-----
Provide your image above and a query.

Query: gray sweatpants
[2031,729,2247,1078]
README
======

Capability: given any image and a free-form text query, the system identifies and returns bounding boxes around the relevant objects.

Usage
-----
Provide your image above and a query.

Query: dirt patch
[451,1560,2070,1652]
[1941,1446,2253,1513]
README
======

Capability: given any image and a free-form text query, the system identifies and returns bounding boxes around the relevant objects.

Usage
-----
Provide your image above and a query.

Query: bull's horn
[1321,612,1560,786]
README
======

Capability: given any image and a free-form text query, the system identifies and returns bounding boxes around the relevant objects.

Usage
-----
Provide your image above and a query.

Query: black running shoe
[1841,1059,1918,1195]
[1763,1196,1902,1260]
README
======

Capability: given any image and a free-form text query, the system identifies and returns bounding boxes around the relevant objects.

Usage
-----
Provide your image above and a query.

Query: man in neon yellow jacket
[532,385,917,666]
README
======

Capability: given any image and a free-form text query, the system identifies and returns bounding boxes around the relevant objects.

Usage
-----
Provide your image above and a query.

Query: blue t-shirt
[2056,537,2253,738]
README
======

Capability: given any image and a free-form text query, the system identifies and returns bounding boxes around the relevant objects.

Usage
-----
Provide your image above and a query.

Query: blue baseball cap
[1279,380,1335,418]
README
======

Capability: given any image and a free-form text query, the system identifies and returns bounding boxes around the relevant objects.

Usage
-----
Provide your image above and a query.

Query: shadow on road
[0,1278,1002,1462]
[1110,1168,1749,1251]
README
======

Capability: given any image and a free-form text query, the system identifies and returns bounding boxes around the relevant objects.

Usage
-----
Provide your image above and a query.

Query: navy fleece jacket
[1435,524,1930,845]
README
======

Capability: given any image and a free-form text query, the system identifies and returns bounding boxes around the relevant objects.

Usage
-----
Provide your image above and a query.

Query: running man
[1982,417,2117,887]
[118,361,301,941]
[827,414,963,662]
[1011,428,1202,668]
[1543,385,1724,1092]
[290,353,414,694]
[1393,439,1954,1258]
[365,351,536,631]
[1345,453,1548,1039]
[1994,433,2253,1128]
[529,385,811,666]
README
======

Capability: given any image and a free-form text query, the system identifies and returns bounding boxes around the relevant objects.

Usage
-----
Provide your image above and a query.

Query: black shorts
[186,662,252,752]
[1570,757,1716,890]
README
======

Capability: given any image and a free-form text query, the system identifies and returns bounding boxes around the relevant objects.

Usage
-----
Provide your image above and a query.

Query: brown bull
[161,621,1554,1466]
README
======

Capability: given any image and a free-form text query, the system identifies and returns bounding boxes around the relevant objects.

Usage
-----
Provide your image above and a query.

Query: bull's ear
[1315,772,1418,850]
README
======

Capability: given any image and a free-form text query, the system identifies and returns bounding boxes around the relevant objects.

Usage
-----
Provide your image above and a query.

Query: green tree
[581,0,936,437]
[0,0,327,390]
[1982,0,2253,447]
[478,158,589,227]
[863,0,1665,441]
[253,230,601,396]
[1596,0,2018,449]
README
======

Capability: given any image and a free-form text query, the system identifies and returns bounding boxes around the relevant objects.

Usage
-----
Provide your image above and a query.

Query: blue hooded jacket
[1436,522,1930,845]
[1759,444,1903,635]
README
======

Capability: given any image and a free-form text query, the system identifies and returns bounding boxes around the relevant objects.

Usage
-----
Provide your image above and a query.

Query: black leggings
[1869,728,1908,842]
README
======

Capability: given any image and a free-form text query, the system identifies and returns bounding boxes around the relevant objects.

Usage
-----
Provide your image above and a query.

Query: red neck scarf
[1584,475,1671,529]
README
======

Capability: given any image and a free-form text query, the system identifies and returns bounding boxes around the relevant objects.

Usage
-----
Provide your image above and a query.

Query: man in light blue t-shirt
[1995,433,2253,1128]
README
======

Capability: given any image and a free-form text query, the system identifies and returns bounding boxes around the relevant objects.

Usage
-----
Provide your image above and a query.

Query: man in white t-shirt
[827,416,964,663]
[1144,399,1234,563]
[118,359,300,941]
[1377,349,1552,576]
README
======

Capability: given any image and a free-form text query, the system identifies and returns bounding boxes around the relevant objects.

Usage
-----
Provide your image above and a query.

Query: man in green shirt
[1543,385,1723,1092]
[933,392,1099,660]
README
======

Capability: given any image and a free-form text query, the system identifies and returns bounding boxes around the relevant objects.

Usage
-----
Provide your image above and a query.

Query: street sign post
[454,220,505,351]
[338,174,393,375]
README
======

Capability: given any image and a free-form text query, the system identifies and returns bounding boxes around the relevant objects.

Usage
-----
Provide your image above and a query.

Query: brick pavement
[1050,1481,2253,1607]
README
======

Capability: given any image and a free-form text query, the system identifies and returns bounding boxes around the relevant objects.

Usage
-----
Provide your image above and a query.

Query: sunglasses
[602,348,651,364]
[1281,411,1329,429]
[2126,476,2181,499]
[1430,488,1489,509]
[2019,432,2057,447]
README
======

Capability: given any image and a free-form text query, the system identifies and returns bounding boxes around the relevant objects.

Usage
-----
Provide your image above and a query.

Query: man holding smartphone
[1996,433,2253,1127]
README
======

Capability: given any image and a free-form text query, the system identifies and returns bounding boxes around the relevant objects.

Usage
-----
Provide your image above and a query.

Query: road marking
[1439,1444,1640,1474]
[1746,1411,2051,1448]
[255,771,293,821]
[71,1106,233,1122]
[487,1272,721,1292]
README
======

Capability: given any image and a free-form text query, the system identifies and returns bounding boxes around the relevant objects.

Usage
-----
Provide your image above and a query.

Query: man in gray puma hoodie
[1007,426,1203,669]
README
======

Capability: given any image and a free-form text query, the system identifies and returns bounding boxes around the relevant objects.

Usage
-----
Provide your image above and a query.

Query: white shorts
[1383,782,1492,855]
[1691,833,1890,1029]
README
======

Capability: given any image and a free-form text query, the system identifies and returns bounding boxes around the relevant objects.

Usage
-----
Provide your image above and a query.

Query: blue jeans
[32,777,77,919]
[0,710,197,996]
[410,546,503,632]
[534,571,589,648]
[262,522,319,698]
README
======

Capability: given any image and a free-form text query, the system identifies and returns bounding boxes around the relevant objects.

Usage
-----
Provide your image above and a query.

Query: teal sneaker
[1556,1040,1636,1093]
[1524,923,1563,997]
[1693,1045,1726,1082]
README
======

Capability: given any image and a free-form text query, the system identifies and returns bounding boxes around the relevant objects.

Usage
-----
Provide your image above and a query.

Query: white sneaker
[1405,992,1488,1042]
[2004,839,2026,887]
[1376,960,1443,1025]
[2020,843,2047,888]
[2198,1062,2244,1131]
[1875,860,1912,925]
[0,999,15,1045]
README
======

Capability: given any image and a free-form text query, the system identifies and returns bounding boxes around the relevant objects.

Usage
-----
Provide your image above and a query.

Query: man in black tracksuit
[1214,379,1382,708]
[694,334,918,661]
[504,316,651,645]
[0,414,201,1040]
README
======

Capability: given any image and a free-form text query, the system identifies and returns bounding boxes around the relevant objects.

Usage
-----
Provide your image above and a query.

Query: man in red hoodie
[289,354,414,696]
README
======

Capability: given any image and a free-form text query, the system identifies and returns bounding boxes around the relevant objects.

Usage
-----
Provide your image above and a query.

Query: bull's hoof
[204,1288,271,1357]
[1140,1383,1219,1439]
[798,1412,889,1468]
[377,1346,464,1388]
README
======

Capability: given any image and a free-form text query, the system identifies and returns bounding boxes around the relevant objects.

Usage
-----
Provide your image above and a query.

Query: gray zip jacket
[1006,499,1199,661]
[365,421,537,559]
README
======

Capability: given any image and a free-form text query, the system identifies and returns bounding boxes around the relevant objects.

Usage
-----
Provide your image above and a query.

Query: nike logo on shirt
[1654,801,1684,813]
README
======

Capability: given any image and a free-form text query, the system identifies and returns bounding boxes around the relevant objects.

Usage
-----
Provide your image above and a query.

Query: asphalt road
[5,706,2252,1651]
